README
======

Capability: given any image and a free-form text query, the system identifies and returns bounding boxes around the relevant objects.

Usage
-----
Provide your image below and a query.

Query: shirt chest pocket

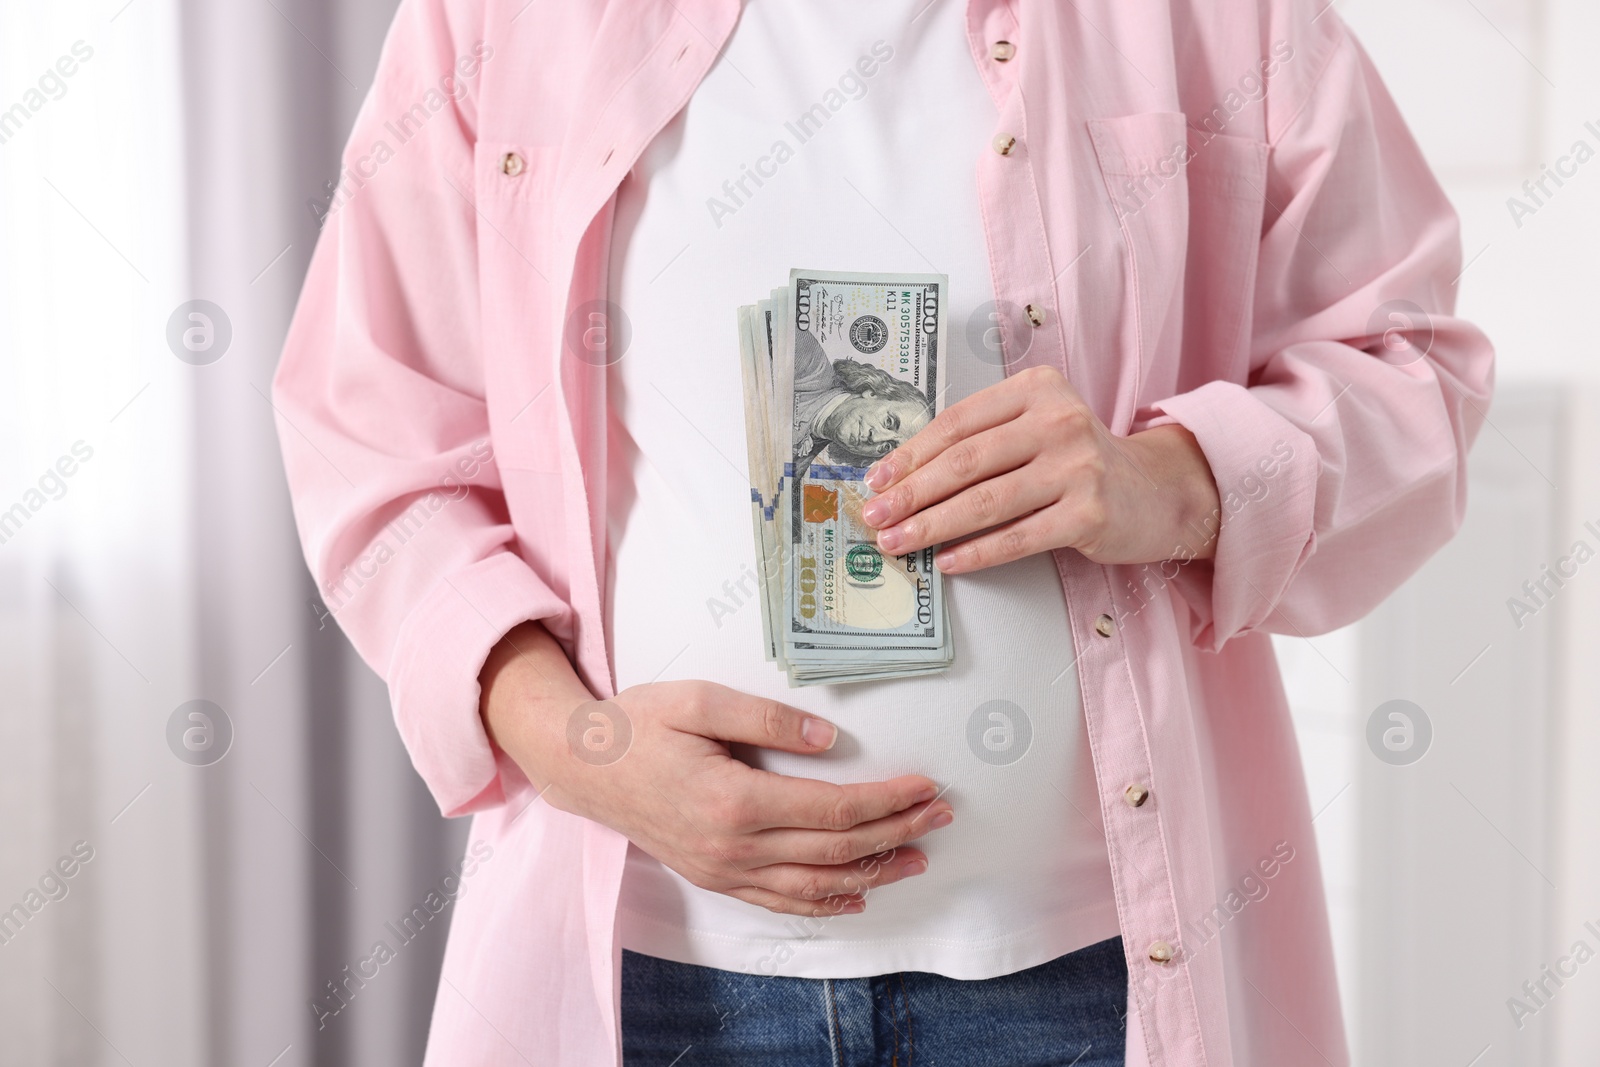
[1088,112,1270,401]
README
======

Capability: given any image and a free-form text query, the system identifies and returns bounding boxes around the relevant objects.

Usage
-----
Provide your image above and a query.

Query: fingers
[678,682,840,754]
[719,846,924,916]
[741,771,942,832]
[745,848,931,903]
[860,424,1033,533]
[933,505,1071,574]
[724,885,866,918]
[875,467,1060,557]
[864,376,1028,491]
[682,797,953,916]
[666,791,951,916]
[864,365,1077,492]
[636,683,960,919]
[753,796,953,866]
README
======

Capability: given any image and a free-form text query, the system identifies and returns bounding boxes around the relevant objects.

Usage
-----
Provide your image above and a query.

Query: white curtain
[0,1,458,1064]
[1,0,204,1062]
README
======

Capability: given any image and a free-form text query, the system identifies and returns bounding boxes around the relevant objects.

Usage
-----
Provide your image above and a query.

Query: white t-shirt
[606,0,1118,980]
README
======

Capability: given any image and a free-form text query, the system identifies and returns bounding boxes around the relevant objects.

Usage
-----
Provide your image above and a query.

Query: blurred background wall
[0,0,1594,1064]
[0,2,459,1065]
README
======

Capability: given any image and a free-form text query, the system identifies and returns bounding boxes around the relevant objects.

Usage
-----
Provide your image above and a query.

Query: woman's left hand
[859,365,1221,574]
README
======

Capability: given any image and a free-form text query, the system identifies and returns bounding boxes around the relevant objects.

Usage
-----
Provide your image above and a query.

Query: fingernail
[929,808,954,829]
[933,550,956,571]
[865,462,894,490]
[900,858,928,878]
[877,527,903,552]
[840,899,866,914]
[913,784,937,804]
[862,498,888,526]
[802,717,838,750]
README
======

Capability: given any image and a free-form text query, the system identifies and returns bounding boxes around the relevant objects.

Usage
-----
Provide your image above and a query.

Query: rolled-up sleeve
[272,0,567,817]
[1143,13,1495,650]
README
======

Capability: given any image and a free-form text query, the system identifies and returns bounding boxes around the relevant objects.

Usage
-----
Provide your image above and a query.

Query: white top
[604,0,1118,979]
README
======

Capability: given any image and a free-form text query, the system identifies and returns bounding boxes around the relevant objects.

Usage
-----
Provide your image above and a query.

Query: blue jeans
[621,936,1128,1066]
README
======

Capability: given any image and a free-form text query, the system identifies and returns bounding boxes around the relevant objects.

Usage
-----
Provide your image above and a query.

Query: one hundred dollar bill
[734,268,954,685]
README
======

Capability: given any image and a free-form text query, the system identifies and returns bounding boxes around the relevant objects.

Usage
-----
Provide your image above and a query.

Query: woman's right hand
[480,622,954,917]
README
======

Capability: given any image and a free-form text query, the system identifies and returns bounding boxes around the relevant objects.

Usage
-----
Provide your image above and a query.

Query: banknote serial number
[893,290,912,371]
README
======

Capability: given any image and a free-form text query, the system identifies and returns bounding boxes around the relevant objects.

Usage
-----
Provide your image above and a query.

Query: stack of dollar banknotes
[736,269,953,686]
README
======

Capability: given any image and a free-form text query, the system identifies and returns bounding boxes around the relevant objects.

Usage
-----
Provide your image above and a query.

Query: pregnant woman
[272,0,1493,1064]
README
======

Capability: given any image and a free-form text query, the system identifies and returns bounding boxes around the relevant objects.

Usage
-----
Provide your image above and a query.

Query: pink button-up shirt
[272,1,1494,1063]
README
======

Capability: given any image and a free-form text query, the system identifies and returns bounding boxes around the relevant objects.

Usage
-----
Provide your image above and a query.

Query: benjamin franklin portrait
[790,322,933,477]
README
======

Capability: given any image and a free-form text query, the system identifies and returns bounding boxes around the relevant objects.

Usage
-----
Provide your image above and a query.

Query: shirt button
[501,152,526,177]
[1025,303,1045,327]
[1094,613,1114,638]
[1148,940,1176,963]
[1125,783,1151,807]
[993,133,1018,156]
[990,40,1016,62]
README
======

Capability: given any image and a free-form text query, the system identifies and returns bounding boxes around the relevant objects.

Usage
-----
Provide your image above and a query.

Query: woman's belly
[607,458,1119,977]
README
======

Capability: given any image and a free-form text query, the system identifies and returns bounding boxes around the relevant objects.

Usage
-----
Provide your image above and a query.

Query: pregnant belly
[610,546,1119,979]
